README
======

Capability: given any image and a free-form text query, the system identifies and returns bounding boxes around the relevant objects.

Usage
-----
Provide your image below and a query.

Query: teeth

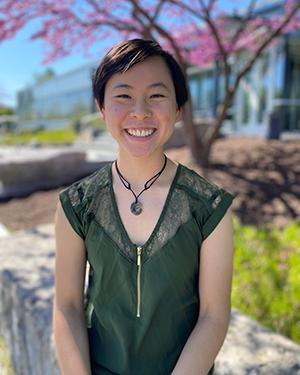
[127,129,155,137]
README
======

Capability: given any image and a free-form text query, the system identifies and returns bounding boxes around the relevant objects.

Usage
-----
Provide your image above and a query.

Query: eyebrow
[112,82,170,91]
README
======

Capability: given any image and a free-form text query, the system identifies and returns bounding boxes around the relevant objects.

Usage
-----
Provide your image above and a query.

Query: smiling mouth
[125,128,157,137]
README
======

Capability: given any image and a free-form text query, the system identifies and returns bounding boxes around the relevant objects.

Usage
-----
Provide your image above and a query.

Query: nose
[130,99,151,120]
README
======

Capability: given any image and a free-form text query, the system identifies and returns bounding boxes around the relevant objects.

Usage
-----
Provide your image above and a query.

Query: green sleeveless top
[59,161,235,375]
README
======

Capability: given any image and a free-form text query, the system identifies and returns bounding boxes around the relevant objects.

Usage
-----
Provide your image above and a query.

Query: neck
[113,151,168,190]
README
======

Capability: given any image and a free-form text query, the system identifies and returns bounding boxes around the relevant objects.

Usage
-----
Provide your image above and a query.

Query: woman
[53,38,235,375]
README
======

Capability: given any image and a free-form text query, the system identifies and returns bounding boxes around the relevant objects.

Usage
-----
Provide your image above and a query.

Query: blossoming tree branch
[1,0,299,165]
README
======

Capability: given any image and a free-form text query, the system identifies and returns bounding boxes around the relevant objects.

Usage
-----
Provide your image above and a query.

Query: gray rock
[0,225,59,375]
[0,223,10,238]
[0,224,300,374]
[214,310,300,374]
[0,146,109,200]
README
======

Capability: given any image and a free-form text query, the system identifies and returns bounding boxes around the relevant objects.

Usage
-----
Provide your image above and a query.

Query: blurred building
[17,2,300,138]
[17,62,96,131]
[189,34,300,138]
[188,1,300,138]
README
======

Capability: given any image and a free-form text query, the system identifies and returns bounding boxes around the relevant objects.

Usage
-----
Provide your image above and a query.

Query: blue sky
[0,0,254,108]
[0,18,110,107]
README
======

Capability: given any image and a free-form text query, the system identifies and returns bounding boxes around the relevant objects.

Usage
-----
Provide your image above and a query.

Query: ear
[95,99,105,120]
[175,107,182,123]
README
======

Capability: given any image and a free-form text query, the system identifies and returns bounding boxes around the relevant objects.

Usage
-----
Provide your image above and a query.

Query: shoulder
[177,164,235,241]
[177,163,234,207]
[59,162,111,209]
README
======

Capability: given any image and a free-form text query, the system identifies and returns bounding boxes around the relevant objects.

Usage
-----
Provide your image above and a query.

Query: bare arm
[171,209,234,375]
[53,200,92,375]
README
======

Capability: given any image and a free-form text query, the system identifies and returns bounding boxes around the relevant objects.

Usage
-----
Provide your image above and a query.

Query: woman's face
[99,56,182,158]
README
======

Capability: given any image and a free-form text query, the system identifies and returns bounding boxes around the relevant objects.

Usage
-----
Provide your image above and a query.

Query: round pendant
[130,201,143,215]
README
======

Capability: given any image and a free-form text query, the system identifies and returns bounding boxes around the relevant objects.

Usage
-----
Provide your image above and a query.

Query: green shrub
[232,216,300,344]
[86,116,106,130]
[0,129,76,145]
[0,336,14,374]
[0,107,15,116]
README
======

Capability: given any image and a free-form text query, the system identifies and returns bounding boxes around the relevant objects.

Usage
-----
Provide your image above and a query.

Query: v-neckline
[109,161,182,251]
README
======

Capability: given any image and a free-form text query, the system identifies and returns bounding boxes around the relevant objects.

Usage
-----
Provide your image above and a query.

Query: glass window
[200,72,213,111]
[188,72,214,117]
[218,74,225,103]
[257,54,269,123]
[241,73,251,124]
[189,78,200,112]
[287,38,300,131]
[19,64,96,122]
[275,49,285,99]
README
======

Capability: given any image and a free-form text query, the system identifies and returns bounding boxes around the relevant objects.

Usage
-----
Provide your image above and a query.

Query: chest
[113,184,170,246]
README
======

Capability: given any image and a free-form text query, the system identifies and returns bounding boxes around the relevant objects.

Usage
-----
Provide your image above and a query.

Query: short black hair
[92,38,188,110]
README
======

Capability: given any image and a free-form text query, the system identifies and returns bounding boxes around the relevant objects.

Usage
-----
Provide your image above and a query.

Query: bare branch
[130,0,165,30]
[200,5,234,91]
[168,0,205,20]
[128,0,186,66]
[198,0,207,14]
[168,0,229,77]
[85,0,102,13]
[207,88,234,147]
[207,0,216,13]
[230,0,258,48]
[152,0,168,23]
[81,0,138,33]
[208,0,300,147]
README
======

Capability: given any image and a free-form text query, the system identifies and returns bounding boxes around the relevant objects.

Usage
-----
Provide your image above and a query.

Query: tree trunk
[182,99,217,168]
[180,63,220,168]
[181,100,202,162]
[195,142,213,167]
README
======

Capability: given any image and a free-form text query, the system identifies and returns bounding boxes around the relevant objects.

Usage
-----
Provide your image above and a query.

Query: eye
[150,94,165,98]
[115,94,131,99]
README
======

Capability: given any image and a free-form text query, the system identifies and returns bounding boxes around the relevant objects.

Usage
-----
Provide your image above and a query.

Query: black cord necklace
[115,154,168,215]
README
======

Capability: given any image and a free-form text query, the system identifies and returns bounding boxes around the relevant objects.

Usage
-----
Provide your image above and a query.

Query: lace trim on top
[66,162,227,262]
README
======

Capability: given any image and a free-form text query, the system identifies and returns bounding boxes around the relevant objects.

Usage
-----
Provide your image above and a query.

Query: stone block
[0,147,106,200]
[214,310,300,374]
[0,225,59,375]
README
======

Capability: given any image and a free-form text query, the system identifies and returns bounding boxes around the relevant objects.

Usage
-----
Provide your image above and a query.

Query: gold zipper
[136,246,142,318]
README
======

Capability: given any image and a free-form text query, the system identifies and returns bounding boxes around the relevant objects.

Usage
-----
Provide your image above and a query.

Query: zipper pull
[137,246,142,266]
[136,246,142,318]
